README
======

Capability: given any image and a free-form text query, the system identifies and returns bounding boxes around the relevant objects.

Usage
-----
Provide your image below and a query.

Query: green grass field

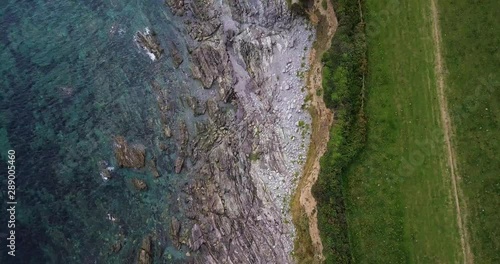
[314,0,499,262]
[438,0,500,262]
[343,0,465,262]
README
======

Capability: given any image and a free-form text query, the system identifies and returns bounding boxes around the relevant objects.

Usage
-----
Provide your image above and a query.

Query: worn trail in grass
[430,0,472,261]
[436,0,500,262]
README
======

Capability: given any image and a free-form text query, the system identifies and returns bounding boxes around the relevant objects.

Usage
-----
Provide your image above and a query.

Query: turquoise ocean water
[0,0,196,262]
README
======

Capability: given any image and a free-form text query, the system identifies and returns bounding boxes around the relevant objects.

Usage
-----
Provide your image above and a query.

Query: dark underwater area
[0,0,195,262]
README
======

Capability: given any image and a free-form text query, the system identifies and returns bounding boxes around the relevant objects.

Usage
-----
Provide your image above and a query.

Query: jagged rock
[190,43,233,101]
[185,96,206,116]
[211,194,224,215]
[183,1,222,41]
[150,80,171,125]
[137,236,153,264]
[190,44,222,89]
[114,136,146,169]
[170,217,181,249]
[206,99,218,118]
[187,20,222,41]
[165,0,185,16]
[134,28,163,61]
[227,0,292,28]
[170,42,184,68]
[132,178,148,191]
[177,121,189,153]
[189,224,204,251]
[175,156,184,174]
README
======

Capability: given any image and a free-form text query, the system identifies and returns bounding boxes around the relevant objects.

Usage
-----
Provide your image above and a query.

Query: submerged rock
[114,136,146,169]
[110,242,122,253]
[170,41,184,68]
[132,178,148,191]
[149,158,161,178]
[185,96,206,116]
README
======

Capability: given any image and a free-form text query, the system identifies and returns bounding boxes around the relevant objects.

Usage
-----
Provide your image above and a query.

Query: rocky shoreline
[153,0,316,262]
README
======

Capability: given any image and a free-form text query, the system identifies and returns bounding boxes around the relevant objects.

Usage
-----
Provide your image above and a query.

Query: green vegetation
[292,210,315,261]
[312,0,367,262]
[438,0,500,262]
[250,152,260,161]
[312,0,480,262]
[289,0,314,15]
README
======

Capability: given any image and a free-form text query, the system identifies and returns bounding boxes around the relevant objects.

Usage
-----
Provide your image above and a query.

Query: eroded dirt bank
[291,0,338,262]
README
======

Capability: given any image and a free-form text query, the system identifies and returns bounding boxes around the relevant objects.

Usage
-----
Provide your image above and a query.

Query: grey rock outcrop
[165,0,314,263]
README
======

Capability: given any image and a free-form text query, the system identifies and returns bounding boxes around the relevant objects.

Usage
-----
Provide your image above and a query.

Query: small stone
[111,242,122,253]
[164,125,172,138]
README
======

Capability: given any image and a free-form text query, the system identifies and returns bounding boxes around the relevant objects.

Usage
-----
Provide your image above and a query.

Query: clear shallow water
[0,0,197,262]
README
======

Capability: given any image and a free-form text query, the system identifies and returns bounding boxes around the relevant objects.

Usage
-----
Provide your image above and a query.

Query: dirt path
[429,0,473,262]
[295,0,337,261]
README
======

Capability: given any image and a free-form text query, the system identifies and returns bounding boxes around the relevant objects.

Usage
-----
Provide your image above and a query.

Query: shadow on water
[0,0,194,262]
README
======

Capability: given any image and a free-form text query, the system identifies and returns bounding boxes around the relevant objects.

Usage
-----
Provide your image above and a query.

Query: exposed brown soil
[430,0,473,262]
[292,0,337,262]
